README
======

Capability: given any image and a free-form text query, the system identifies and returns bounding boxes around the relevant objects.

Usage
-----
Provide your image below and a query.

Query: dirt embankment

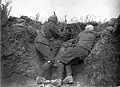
[1,15,120,87]
[1,17,42,86]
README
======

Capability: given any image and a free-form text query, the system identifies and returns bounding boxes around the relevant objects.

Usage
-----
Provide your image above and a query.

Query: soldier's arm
[67,37,78,43]
[91,31,102,37]
[62,37,78,47]
[52,25,63,37]
[86,30,102,37]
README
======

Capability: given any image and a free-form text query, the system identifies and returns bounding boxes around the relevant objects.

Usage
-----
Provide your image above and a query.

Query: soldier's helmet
[48,15,58,23]
[85,24,94,31]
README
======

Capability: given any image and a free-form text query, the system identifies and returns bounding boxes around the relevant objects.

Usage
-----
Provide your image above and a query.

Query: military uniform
[51,25,101,85]
[35,30,54,61]
[35,15,63,84]
[58,31,97,64]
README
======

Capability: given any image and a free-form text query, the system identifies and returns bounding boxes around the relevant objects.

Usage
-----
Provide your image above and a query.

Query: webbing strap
[35,41,49,47]
[41,28,46,37]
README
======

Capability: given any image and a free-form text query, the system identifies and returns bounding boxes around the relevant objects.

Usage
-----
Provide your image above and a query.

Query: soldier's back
[35,29,49,45]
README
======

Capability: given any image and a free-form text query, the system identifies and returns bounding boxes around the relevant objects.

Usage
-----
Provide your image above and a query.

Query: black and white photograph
[1,0,120,87]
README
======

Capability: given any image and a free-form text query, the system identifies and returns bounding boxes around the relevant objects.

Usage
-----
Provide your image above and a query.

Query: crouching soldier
[51,24,105,86]
[34,13,63,84]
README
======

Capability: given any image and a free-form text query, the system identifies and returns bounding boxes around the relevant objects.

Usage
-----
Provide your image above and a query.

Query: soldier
[51,24,106,86]
[35,13,63,84]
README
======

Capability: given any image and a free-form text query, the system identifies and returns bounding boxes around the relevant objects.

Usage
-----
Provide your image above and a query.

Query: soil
[1,16,120,87]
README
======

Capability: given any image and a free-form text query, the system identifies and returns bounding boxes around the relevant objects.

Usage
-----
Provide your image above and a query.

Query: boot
[36,76,46,84]
[36,61,52,84]
[51,79,62,86]
[51,61,64,86]
[63,76,73,84]
[63,64,73,84]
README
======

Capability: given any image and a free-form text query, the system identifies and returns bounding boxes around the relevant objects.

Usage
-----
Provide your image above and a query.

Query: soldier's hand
[62,42,73,47]
[50,37,55,42]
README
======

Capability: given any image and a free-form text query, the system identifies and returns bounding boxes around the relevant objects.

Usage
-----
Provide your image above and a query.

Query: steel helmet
[48,15,58,23]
